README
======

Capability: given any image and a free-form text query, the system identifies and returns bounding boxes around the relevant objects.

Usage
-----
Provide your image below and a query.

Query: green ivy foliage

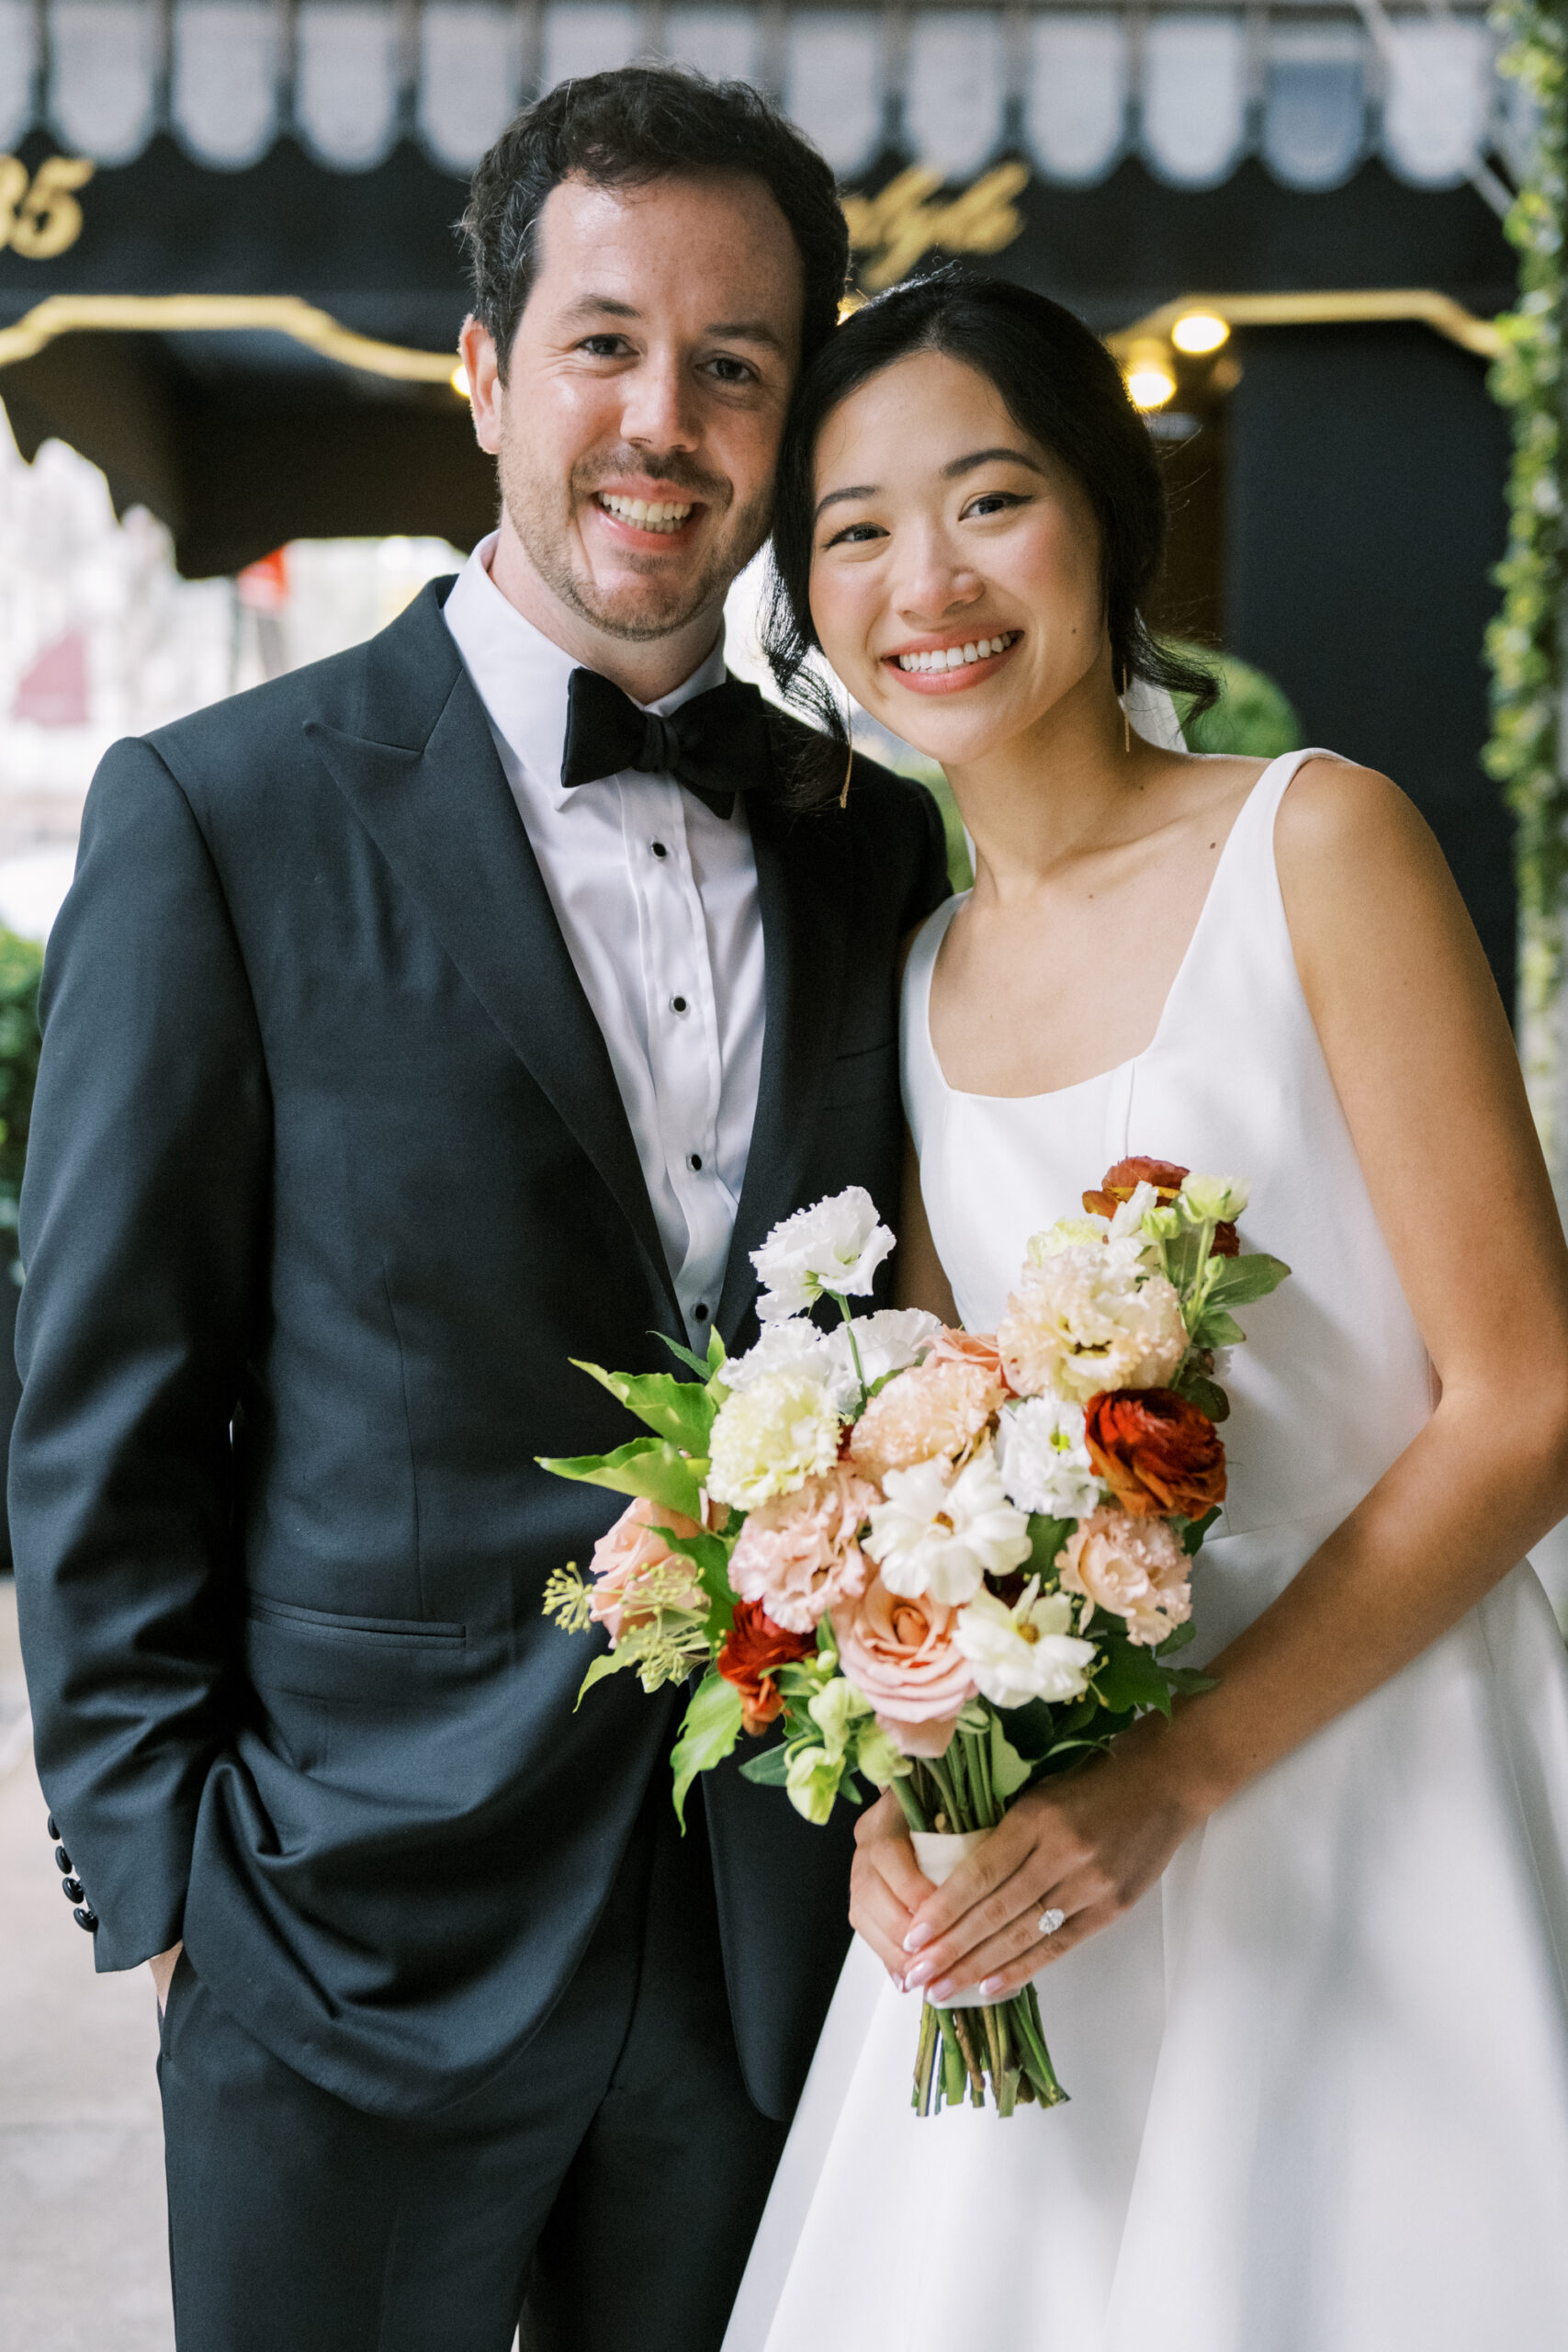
[1167,644,1303,760]
[1485,1,1565,1125]
[0,929,43,1255]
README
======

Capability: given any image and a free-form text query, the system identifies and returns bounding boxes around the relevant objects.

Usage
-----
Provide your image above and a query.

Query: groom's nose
[617,346,704,456]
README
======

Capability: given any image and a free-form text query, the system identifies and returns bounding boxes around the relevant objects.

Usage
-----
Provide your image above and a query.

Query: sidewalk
[0,1574,174,2351]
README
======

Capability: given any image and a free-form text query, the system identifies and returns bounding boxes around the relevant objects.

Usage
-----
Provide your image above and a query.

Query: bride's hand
[900,1736,1203,2002]
[849,1791,936,1985]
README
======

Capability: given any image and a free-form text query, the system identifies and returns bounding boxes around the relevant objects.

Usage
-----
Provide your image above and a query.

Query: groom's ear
[459,316,504,457]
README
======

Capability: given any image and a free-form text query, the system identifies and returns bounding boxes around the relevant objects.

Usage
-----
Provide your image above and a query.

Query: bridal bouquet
[542,1157,1288,2116]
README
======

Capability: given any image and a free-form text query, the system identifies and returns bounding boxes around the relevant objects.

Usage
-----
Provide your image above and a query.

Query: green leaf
[656,1332,714,1379]
[1026,1515,1074,1578]
[1172,1368,1229,1423]
[576,1647,635,1703]
[1090,1635,1180,1718]
[1179,1505,1222,1556]
[1163,1666,1219,1695]
[994,1696,1060,1760]
[738,1741,791,1787]
[649,1523,737,1629]
[538,1436,705,1523]
[1206,1252,1291,1306]
[1190,1306,1246,1349]
[570,1361,716,1453]
[1155,1617,1200,1655]
[706,1328,728,1375]
[989,1715,1032,1801]
[671,1671,744,1827]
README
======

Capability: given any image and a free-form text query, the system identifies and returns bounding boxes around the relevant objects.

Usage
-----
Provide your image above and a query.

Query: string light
[1124,339,1177,411]
[450,362,470,398]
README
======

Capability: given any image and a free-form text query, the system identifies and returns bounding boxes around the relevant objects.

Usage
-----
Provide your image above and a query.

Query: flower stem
[826,1289,869,1411]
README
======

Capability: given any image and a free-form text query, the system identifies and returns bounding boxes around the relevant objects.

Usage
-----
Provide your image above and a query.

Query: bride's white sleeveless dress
[724,748,1568,2351]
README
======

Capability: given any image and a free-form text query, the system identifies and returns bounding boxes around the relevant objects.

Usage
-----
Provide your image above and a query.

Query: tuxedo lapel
[716,786,849,1343]
[305,605,682,1332]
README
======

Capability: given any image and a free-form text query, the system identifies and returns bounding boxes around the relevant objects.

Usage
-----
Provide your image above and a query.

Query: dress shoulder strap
[900,892,964,1151]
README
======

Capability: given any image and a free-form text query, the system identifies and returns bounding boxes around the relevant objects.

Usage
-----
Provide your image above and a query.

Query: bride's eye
[822,520,887,548]
[963,490,1029,520]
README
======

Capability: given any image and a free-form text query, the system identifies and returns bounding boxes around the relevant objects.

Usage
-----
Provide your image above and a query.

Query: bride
[724,269,1568,2348]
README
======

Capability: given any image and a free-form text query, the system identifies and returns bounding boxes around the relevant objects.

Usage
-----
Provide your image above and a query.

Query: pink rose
[587,1496,705,1645]
[1058,1505,1191,1647]
[728,1464,880,1634]
[830,1576,976,1758]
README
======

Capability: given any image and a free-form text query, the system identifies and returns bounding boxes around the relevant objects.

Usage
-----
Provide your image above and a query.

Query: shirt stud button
[650,841,668,859]
[693,1304,709,1323]
[688,1153,703,1171]
[671,995,688,1014]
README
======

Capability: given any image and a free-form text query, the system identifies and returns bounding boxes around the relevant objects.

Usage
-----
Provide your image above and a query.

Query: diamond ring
[1038,1907,1066,1937]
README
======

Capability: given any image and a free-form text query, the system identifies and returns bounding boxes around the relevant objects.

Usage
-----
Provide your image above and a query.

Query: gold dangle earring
[1121,662,1131,754]
[840,694,854,809]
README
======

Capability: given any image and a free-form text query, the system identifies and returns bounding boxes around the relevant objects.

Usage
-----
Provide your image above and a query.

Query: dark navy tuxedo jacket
[10,578,949,2121]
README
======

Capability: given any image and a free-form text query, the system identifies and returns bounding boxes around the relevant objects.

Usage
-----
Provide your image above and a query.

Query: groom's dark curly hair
[460,64,848,377]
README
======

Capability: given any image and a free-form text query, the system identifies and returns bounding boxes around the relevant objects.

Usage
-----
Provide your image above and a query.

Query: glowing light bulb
[1124,340,1177,411]
[1171,311,1231,356]
[450,362,470,398]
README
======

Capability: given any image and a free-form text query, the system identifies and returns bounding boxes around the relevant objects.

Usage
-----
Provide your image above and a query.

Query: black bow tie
[560,667,772,821]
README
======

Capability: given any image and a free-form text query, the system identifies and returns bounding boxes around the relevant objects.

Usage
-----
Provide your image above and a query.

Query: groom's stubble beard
[496,412,776,644]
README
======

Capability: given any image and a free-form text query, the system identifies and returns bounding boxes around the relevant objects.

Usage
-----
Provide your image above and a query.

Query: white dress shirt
[444,535,764,1343]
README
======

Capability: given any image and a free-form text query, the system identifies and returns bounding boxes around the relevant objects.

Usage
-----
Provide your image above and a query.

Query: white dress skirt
[724,748,1568,2352]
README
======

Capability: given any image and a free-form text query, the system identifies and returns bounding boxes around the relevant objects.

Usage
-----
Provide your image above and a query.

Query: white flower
[1026,1216,1107,1261]
[1180,1173,1250,1223]
[822,1307,942,1412]
[1108,1181,1161,1243]
[955,1584,1096,1708]
[721,1320,831,1394]
[706,1371,841,1510]
[864,1444,1032,1606]
[751,1187,895,1324]
[996,1395,1103,1521]
[998,1247,1187,1405]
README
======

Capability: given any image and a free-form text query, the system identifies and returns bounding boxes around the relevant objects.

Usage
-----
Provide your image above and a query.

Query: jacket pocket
[247,1596,465,1645]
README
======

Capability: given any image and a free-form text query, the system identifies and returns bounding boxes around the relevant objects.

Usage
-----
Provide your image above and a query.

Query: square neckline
[919,751,1295,1106]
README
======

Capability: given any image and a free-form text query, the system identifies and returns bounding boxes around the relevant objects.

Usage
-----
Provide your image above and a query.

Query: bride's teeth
[894,632,1015,673]
[962,643,978,664]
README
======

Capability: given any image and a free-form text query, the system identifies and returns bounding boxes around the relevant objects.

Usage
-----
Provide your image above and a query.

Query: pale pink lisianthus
[848,1359,1007,1483]
[587,1496,705,1645]
[830,1576,976,1758]
[728,1464,880,1634]
[1058,1505,1192,1647]
[925,1327,1013,1390]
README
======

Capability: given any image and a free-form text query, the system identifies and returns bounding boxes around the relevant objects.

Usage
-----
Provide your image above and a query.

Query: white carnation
[823,1307,942,1412]
[722,1320,831,1394]
[955,1585,1096,1708]
[996,1395,1103,1521]
[706,1371,842,1511]
[751,1187,895,1325]
[864,1444,1032,1607]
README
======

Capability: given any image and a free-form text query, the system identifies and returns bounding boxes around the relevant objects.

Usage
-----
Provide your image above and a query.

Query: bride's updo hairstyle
[763,266,1216,804]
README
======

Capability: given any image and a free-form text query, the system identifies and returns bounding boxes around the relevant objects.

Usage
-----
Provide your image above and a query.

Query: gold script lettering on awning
[841,163,1029,295]
[0,156,96,259]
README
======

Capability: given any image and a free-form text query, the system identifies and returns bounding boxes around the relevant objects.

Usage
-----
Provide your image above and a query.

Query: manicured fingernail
[903,1922,933,1953]
[905,1958,935,1989]
[929,1979,953,2002]
[980,1976,1004,1996]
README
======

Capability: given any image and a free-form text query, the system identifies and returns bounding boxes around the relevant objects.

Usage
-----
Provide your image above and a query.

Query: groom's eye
[705,355,758,385]
[578,334,636,358]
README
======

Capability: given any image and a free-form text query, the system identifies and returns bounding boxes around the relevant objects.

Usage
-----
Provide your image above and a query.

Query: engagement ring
[1038,1908,1066,1937]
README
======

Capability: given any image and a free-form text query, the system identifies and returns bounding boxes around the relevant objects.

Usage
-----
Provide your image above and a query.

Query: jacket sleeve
[10,739,269,1972]
[906,772,955,927]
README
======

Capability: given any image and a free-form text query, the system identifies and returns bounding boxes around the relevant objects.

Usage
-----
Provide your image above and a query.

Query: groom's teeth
[895,632,1017,673]
[598,493,694,533]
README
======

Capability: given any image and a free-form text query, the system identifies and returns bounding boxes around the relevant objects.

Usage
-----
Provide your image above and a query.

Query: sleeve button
[46,1815,59,1840]
[62,1876,85,1905]
[73,1907,98,1933]
[54,1845,72,1873]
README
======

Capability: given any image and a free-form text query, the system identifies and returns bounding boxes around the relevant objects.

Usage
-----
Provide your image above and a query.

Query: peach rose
[830,1576,976,1758]
[586,1496,705,1644]
[716,1600,817,1735]
[1083,1157,1237,1257]
[728,1463,880,1633]
[925,1327,1013,1389]
[1083,1387,1227,1520]
[1059,1505,1191,1647]
[848,1359,1006,1483]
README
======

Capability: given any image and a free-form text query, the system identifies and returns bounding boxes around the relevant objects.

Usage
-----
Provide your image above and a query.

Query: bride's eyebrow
[942,447,1044,479]
[814,482,877,522]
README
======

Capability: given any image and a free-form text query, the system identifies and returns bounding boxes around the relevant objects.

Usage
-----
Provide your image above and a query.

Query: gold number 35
[0,155,96,259]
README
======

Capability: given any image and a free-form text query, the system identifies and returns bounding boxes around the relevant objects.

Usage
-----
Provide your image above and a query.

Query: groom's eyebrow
[560,293,786,351]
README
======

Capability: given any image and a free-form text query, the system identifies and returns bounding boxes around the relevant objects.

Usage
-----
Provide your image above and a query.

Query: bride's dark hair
[763,266,1217,805]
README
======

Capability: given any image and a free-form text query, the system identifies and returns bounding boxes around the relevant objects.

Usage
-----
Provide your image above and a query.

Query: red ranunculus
[717,1600,816,1735]
[1082,1157,1238,1257]
[1083,1387,1227,1520]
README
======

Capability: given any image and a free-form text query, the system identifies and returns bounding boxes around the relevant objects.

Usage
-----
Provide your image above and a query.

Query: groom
[10,65,947,2352]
